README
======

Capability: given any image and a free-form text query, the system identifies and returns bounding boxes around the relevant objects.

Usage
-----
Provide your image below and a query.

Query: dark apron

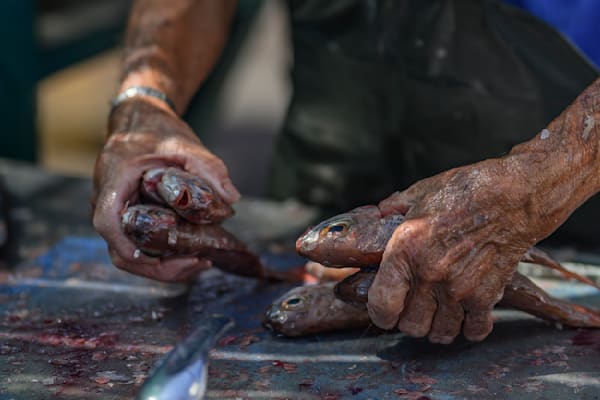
[268,0,600,246]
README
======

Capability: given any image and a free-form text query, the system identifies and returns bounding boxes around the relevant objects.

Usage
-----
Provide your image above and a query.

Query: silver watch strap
[111,86,177,113]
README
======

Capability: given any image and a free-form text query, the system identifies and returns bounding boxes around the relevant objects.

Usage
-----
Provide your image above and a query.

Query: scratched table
[1,159,600,400]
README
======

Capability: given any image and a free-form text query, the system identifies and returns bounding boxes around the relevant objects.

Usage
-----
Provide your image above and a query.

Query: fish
[137,314,233,400]
[265,205,600,336]
[141,167,234,224]
[297,205,600,289]
[122,204,264,278]
[263,283,371,337]
[264,269,600,337]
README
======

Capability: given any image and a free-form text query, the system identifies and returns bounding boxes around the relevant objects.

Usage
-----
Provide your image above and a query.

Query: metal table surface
[1,160,600,400]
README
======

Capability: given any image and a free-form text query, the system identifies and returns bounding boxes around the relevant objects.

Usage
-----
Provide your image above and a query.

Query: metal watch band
[110,86,177,113]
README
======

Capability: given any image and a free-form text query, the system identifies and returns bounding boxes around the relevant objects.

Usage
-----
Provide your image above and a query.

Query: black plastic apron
[268,0,599,246]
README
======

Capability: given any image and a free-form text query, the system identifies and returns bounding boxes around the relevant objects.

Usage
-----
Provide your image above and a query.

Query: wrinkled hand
[367,159,542,343]
[92,100,240,282]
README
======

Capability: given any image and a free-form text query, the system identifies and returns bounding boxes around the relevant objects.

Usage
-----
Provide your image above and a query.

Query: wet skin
[92,1,238,282]
[93,101,240,282]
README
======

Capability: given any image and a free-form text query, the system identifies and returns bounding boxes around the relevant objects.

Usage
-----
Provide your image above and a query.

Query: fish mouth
[262,305,287,331]
[295,227,319,255]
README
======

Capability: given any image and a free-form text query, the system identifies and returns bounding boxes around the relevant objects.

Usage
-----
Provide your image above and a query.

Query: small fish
[141,167,234,224]
[122,204,264,278]
[264,269,600,337]
[263,283,371,337]
[297,206,600,288]
[270,206,600,336]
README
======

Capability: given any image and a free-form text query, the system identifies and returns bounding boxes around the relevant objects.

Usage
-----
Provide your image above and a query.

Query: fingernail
[429,335,455,345]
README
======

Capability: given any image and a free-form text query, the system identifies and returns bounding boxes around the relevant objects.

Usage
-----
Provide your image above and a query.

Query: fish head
[296,205,386,267]
[263,285,320,336]
[121,204,177,255]
[263,283,371,337]
[158,168,214,210]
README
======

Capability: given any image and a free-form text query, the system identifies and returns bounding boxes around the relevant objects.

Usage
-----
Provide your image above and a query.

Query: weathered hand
[92,100,240,282]
[367,159,543,343]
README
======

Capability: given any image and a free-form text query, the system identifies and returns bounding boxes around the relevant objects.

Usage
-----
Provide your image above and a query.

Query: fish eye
[283,297,304,310]
[320,221,349,237]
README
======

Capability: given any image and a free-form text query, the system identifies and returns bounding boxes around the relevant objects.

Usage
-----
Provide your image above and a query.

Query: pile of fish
[263,205,600,337]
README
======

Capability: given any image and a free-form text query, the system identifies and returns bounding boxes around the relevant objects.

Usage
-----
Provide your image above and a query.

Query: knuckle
[418,265,446,282]
[446,282,472,302]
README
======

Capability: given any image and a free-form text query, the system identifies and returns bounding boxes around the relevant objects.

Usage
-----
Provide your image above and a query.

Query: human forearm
[119,0,237,114]
[501,77,600,241]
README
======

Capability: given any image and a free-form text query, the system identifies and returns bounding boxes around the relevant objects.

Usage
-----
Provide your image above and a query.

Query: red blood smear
[571,330,600,349]
[348,386,363,395]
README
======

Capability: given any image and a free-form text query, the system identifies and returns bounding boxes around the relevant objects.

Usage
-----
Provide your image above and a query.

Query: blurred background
[3,0,600,196]
[3,0,291,195]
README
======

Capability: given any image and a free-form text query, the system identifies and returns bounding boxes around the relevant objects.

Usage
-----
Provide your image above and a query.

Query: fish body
[141,167,234,224]
[122,204,264,278]
[269,206,600,336]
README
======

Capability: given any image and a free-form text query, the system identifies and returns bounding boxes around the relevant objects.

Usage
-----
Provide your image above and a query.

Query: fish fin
[503,272,600,328]
[522,247,600,291]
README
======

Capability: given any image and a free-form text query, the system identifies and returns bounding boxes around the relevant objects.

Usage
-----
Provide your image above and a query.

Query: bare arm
[369,77,600,343]
[93,0,240,282]
[503,78,600,239]
[118,0,238,114]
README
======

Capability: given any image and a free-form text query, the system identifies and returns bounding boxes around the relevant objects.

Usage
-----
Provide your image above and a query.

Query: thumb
[378,188,420,216]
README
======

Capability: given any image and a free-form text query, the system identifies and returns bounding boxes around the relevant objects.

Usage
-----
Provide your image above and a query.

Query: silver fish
[137,314,233,400]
